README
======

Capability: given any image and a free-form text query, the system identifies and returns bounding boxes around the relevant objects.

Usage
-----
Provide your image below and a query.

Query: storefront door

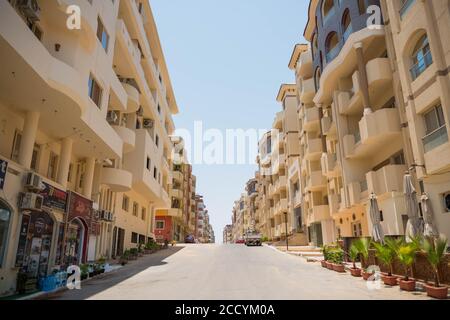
[64,219,85,265]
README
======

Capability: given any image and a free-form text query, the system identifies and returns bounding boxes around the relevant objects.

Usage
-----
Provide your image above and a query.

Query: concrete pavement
[48,244,432,300]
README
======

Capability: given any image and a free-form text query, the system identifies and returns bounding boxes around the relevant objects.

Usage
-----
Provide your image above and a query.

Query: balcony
[275,199,288,216]
[113,125,136,153]
[300,78,316,103]
[308,205,330,223]
[347,182,364,207]
[296,50,313,78]
[366,58,393,95]
[306,171,327,192]
[173,170,183,182]
[120,0,151,58]
[305,138,323,160]
[273,111,283,129]
[366,164,406,196]
[120,80,140,113]
[321,116,334,136]
[344,108,401,159]
[423,126,450,175]
[170,187,183,199]
[101,168,132,192]
[321,153,339,178]
[274,176,287,193]
[303,106,320,132]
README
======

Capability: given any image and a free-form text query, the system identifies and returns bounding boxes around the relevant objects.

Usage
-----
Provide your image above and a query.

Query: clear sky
[151,0,309,242]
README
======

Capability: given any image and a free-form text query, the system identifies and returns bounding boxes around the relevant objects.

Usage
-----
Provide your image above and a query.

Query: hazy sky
[151,0,309,241]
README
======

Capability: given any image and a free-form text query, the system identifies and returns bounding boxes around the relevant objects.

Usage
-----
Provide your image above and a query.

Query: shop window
[0,201,12,267]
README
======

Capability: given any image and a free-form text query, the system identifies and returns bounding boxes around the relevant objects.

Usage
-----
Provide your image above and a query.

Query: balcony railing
[323,7,336,26]
[422,125,448,153]
[326,45,340,63]
[410,50,433,80]
[400,0,415,19]
[343,26,353,42]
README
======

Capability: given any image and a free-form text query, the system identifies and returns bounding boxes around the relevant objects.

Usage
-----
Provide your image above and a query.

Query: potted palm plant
[396,239,419,291]
[331,247,345,273]
[348,242,362,277]
[321,245,329,268]
[422,237,448,299]
[353,238,372,280]
[373,238,399,286]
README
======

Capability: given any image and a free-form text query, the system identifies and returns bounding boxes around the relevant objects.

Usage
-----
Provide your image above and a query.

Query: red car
[235,239,245,244]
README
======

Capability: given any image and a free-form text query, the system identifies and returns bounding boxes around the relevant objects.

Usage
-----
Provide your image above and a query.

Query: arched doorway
[15,210,55,277]
[64,217,88,265]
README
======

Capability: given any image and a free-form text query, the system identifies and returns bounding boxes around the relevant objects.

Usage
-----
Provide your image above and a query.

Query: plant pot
[398,278,416,292]
[326,261,334,270]
[332,264,346,273]
[424,284,448,300]
[362,271,374,281]
[320,260,327,268]
[381,274,398,286]
[350,268,362,277]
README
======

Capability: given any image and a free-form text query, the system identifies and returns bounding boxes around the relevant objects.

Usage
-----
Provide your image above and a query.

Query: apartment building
[380,0,450,239]
[223,225,233,243]
[0,0,179,296]
[194,194,213,243]
[154,136,197,243]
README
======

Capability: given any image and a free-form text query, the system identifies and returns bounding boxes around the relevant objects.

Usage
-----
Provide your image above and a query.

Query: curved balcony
[366,164,406,196]
[305,138,323,161]
[303,106,320,132]
[300,77,315,103]
[113,126,136,153]
[101,168,132,192]
[296,50,313,78]
[122,82,140,113]
[306,171,327,192]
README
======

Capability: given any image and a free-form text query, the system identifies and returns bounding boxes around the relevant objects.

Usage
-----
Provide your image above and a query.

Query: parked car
[244,231,262,246]
[235,239,245,244]
[185,235,195,243]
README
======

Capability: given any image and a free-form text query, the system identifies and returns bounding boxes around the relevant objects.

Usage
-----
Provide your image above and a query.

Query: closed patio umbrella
[420,193,438,238]
[403,172,421,241]
[369,193,384,244]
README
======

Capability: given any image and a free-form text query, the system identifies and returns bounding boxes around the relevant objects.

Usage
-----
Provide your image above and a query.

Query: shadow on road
[43,246,184,300]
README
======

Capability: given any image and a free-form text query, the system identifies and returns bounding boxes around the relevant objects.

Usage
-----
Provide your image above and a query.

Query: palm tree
[352,238,370,270]
[348,243,360,269]
[423,237,448,287]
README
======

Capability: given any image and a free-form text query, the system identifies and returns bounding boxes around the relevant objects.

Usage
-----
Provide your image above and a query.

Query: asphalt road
[49,244,431,300]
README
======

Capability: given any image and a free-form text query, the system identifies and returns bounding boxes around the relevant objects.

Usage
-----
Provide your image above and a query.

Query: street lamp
[284,212,289,251]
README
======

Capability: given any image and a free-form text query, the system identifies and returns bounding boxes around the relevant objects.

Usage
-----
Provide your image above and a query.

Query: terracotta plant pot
[424,284,448,300]
[381,274,398,286]
[398,278,416,292]
[332,264,346,273]
[362,271,374,281]
[350,268,362,277]
[320,260,327,268]
[326,261,334,270]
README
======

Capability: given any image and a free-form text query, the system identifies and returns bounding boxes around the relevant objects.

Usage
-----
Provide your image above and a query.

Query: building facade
[0,0,182,296]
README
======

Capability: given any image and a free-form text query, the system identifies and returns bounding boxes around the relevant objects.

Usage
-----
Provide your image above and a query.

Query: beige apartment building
[0,0,179,296]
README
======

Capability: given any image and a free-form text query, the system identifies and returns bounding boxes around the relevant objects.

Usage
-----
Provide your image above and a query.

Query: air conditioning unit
[24,172,43,191]
[108,212,114,222]
[143,118,154,129]
[106,111,119,125]
[93,209,100,220]
[18,0,40,22]
[19,192,44,210]
[136,106,144,117]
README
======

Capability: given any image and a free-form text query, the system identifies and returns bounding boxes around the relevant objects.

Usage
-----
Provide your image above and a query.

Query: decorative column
[57,137,73,188]
[82,157,96,199]
[18,111,40,168]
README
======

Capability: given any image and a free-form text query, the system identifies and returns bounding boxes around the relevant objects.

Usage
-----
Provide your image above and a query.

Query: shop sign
[39,182,67,211]
[0,159,7,190]
[67,191,93,222]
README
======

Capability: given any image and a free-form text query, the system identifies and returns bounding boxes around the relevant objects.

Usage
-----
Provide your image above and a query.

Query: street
[49,244,431,300]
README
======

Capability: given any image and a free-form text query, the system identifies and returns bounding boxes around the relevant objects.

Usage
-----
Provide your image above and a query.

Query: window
[146,157,151,170]
[153,167,157,179]
[342,9,352,42]
[131,232,138,244]
[422,104,448,152]
[325,32,339,63]
[400,0,415,18]
[132,202,139,217]
[322,0,336,25]
[47,152,59,180]
[88,74,102,108]
[30,143,40,171]
[358,0,366,15]
[122,195,129,212]
[0,201,11,267]
[444,193,450,212]
[11,131,22,162]
[410,34,433,80]
[67,163,73,182]
[141,208,146,220]
[157,104,161,114]
[96,17,109,52]
[312,33,318,56]
[156,220,165,229]
[314,67,322,90]
[155,134,159,147]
